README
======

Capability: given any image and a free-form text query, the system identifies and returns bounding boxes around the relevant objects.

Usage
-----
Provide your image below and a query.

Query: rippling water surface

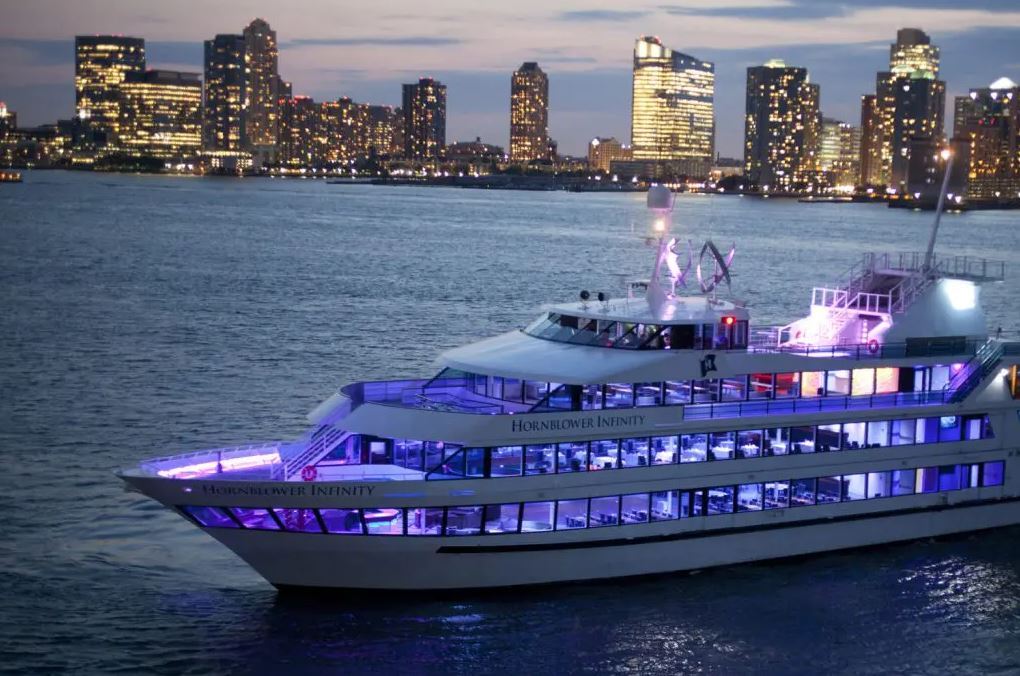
[1,171,1019,674]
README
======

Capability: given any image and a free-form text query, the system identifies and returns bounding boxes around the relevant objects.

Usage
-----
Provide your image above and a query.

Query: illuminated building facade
[243,18,280,151]
[278,96,321,167]
[204,34,247,152]
[587,137,632,173]
[859,94,883,185]
[319,98,371,165]
[402,78,446,161]
[74,36,146,147]
[954,78,1020,200]
[367,105,402,157]
[510,62,549,163]
[0,102,15,165]
[743,60,821,191]
[890,75,945,190]
[118,70,202,160]
[630,36,715,177]
[819,119,860,187]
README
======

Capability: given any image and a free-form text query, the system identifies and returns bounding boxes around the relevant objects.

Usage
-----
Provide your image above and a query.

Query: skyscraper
[278,96,320,167]
[203,34,247,151]
[118,70,202,159]
[859,94,883,185]
[954,78,1020,200]
[243,18,280,150]
[74,36,146,147]
[819,118,861,187]
[630,36,715,177]
[890,75,945,189]
[367,105,403,157]
[743,60,821,191]
[402,78,446,161]
[509,62,549,163]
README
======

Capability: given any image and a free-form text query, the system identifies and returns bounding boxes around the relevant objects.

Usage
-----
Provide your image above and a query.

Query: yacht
[120,188,1020,591]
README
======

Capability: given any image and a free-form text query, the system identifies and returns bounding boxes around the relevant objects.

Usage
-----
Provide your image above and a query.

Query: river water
[1,171,1018,674]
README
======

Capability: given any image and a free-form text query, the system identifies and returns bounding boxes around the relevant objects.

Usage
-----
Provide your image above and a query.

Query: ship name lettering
[510,414,645,434]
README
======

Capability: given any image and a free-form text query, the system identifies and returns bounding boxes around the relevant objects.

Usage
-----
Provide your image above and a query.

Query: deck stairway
[945,339,1005,404]
[277,425,351,480]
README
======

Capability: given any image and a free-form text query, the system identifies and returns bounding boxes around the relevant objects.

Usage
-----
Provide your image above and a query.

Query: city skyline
[3,1,1020,156]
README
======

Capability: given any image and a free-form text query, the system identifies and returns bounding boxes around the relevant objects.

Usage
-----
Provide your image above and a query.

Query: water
[1,171,1019,674]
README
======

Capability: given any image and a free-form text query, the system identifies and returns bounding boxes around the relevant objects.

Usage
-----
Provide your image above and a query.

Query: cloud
[664,3,846,20]
[557,10,650,22]
[285,36,463,48]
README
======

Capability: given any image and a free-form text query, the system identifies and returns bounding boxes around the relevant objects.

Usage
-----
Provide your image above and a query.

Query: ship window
[691,489,707,516]
[938,416,962,442]
[465,448,486,477]
[817,477,843,503]
[737,429,762,457]
[963,415,986,440]
[844,422,866,449]
[486,375,503,400]
[816,424,841,452]
[635,382,663,406]
[484,504,520,534]
[652,491,681,520]
[790,425,815,453]
[764,427,789,456]
[916,417,939,443]
[843,474,867,501]
[604,383,634,408]
[866,472,892,498]
[891,419,916,446]
[590,439,620,470]
[930,365,952,390]
[503,378,523,403]
[525,444,556,475]
[589,495,620,527]
[521,502,554,532]
[622,493,650,523]
[774,372,800,398]
[665,380,692,404]
[681,433,708,463]
[721,376,748,401]
[363,508,403,535]
[423,441,449,474]
[445,506,483,535]
[892,469,916,495]
[917,467,939,493]
[692,379,718,403]
[182,506,237,528]
[792,478,816,506]
[652,435,678,465]
[852,368,876,396]
[707,486,734,514]
[566,318,600,345]
[669,324,696,349]
[581,383,604,410]
[738,483,763,511]
[827,370,851,396]
[229,507,280,530]
[867,420,890,447]
[395,439,424,472]
[272,508,323,533]
[982,461,1004,487]
[937,465,966,491]
[749,373,774,399]
[802,371,824,398]
[490,446,523,477]
[556,499,588,529]
[875,367,899,394]
[764,482,789,509]
[407,507,444,535]
[319,508,362,534]
[621,437,650,468]
[968,464,981,488]
[558,441,588,473]
[709,431,735,461]
[473,373,486,396]
[523,380,548,403]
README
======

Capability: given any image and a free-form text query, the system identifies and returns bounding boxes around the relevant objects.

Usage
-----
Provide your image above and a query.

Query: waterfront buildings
[402,78,447,162]
[203,34,247,152]
[0,102,15,165]
[367,105,403,158]
[510,62,550,163]
[953,78,1020,200]
[117,70,202,160]
[243,18,280,153]
[278,96,320,167]
[74,35,146,148]
[819,119,861,188]
[630,36,715,178]
[743,60,821,191]
[587,137,633,173]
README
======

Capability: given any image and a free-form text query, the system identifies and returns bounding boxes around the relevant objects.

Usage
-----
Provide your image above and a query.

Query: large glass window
[938,416,962,443]
[589,496,620,527]
[559,441,588,473]
[363,508,403,535]
[792,478,816,506]
[891,419,916,446]
[273,508,322,533]
[938,465,966,491]
[590,439,620,470]
[651,491,680,520]
[774,372,800,398]
[868,472,892,498]
[892,469,916,495]
[802,371,825,398]
[875,368,899,394]
[983,461,1005,487]
[738,483,763,512]
[465,447,486,477]
[184,506,237,528]
[229,507,280,530]
[681,433,708,463]
[709,431,735,461]
[721,376,748,401]
[665,380,691,405]
[556,499,588,529]
[737,429,762,458]
[690,489,707,516]
[844,422,866,449]
[581,384,604,410]
[827,370,851,396]
[708,486,735,514]
[484,504,520,534]
[651,435,678,465]
[621,493,650,524]
[621,437,650,468]
[407,507,444,535]
[867,420,890,447]
[852,368,875,396]
[790,425,815,454]
[692,379,718,403]
[765,427,789,456]
[502,378,523,402]
[917,467,939,493]
[525,444,556,475]
[749,373,774,399]
[490,445,523,477]
[445,506,483,535]
[521,502,555,532]
[396,439,424,472]
[635,383,663,407]
[817,477,843,503]
[604,383,634,408]
[916,417,940,444]
[764,482,790,509]
[318,508,361,534]
[843,474,867,501]
[816,424,841,452]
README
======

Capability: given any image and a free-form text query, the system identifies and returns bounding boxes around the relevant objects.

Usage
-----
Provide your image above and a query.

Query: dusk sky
[3,0,1020,157]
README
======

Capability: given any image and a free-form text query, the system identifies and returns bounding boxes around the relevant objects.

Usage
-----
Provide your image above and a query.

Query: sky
[2,0,1019,157]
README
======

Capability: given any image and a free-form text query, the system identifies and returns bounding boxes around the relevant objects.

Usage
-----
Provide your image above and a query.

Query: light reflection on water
[1,171,1019,673]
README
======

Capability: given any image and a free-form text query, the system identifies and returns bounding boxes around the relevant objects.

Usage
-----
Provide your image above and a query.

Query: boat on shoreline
[120,186,1019,591]
[0,170,22,183]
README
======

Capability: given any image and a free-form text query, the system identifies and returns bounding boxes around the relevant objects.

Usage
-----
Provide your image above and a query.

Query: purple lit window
[407,507,444,535]
[229,507,280,530]
[982,461,1005,487]
[182,506,238,528]
[445,506,482,535]
[319,509,362,534]
[363,508,403,535]
[272,508,323,533]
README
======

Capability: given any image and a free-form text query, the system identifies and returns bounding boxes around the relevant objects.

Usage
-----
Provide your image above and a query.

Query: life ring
[867,339,880,355]
[301,465,317,482]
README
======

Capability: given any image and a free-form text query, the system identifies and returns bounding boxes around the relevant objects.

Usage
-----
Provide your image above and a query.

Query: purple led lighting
[157,451,281,479]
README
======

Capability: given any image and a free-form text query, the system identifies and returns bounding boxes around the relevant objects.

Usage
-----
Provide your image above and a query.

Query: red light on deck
[723,316,735,326]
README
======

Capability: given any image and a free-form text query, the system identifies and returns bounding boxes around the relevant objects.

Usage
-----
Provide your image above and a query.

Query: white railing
[282,427,350,480]
[142,441,284,479]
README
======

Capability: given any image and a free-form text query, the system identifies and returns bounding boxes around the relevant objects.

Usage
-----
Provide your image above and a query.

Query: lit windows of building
[402,78,447,162]
[203,34,247,152]
[319,98,371,165]
[587,137,633,173]
[367,105,402,158]
[630,36,714,178]
[510,62,549,163]
[117,70,202,160]
[953,78,1020,201]
[74,36,146,148]
[819,118,861,188]
[278,96,321,168]
[243,18,280,151]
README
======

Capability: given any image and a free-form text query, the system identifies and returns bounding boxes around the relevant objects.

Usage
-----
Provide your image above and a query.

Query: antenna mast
[923,148,954,272]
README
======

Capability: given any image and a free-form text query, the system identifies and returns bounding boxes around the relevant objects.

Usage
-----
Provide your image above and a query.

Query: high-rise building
[278,96,321,167]
[859,94,883,185]
[203,34,247,151]
[630,36,715,177]
[743,60,821,191]
[0,102,16,166]
[367,105,403,157]
[74,36,146,147]
[509,62,549,163]
[954,77,1020,200]
[588,137,633,173]
[118,70,202,159]
[243,18,280,150]
[320,97,370,165]
[402,78,446,161]
[819,118,861,187]
[859,28,944,188]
